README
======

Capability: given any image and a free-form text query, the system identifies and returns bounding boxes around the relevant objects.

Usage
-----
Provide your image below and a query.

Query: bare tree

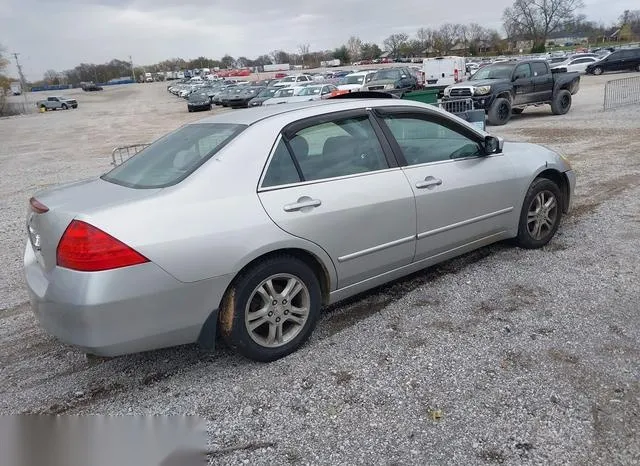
[43,69,59,84]
[298,43,310,55]
[346,36,363,61]
[416,28,433,54]
[0,44,8,74]
[383,33,409,59]
[503,0,585,48]
[432,24,459,55]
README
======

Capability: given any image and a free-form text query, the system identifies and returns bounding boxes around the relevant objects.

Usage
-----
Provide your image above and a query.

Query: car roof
[192,98,453,127]
[345,71,375,76]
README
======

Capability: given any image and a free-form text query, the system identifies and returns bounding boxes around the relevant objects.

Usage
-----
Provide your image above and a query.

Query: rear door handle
[283,198,322,212]
[415,177,442,189]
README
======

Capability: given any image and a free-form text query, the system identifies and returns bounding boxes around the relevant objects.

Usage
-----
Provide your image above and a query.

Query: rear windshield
[102,123,246,189]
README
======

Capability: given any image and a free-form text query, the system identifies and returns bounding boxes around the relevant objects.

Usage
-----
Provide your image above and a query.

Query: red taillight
[57,220,149,272]
[29,197,49,214]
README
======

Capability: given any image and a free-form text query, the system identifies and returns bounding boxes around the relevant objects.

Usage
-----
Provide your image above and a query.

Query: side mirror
[484,136,502,154]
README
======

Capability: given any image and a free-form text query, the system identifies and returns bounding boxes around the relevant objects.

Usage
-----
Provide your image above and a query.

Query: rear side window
[531,62,548,76]
[102,123,246,189]
[514,63,532,79]
[262,115,389,186]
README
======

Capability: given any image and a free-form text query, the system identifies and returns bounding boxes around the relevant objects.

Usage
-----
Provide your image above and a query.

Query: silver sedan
[24,99,575,361]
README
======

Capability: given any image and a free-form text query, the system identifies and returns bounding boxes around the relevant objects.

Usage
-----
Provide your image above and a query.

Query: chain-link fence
[604,76,640,111]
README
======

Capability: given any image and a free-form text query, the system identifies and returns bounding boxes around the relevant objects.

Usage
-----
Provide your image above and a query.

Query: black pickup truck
[442,60,580,126]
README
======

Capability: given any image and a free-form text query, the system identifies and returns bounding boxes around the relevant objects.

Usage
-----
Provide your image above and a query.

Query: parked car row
[170,67,424,112]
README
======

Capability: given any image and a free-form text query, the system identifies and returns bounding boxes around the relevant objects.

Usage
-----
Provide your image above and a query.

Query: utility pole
[130,55,136,82]
[12,52,29,111]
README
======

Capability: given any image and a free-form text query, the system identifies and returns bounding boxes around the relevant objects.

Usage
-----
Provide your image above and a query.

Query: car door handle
[415,177,442,189]
[283,198,322,212]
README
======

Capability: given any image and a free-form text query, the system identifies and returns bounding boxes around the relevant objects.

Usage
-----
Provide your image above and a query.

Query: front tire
[219,255,321,362]
[592,66,603,76]
[487,97,511,126]
[551,90,572,115]
[61,104,68,110]
[516,178,563,249]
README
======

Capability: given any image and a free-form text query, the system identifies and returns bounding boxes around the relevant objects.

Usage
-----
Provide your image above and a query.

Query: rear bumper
[24,242,230,356]
[187,103,211,111]
[228,99,250,107]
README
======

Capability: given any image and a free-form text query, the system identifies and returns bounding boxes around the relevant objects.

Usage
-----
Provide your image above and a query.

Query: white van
[422,56,466,91]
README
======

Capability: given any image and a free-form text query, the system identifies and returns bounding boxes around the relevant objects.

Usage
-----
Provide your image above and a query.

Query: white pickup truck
[36,96,78,111]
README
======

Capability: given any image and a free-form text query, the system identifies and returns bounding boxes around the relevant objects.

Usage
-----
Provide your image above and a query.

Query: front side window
[380,115,482,165]
[102,123,246,188]
[287,115,388,182]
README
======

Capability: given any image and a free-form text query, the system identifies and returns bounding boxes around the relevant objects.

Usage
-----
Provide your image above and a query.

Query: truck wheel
[40,105,47,112]
[487,98,511,126]
[592,66,603,76]
[61,104,68,110]
[551,90,572,115]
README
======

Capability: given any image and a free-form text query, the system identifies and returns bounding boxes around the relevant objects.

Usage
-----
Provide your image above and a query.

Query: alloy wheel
[245,274,310,348]
[527,190,558,240]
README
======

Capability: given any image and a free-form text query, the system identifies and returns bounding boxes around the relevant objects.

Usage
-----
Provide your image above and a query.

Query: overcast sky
[1,0,636,80]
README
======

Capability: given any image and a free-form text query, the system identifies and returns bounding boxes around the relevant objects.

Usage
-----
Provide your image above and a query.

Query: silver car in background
[25,99,575,361]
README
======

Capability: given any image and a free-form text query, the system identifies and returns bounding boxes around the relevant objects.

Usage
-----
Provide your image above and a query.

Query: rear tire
[516,178,563,249]
[551,90,572,115]
[219,255,321,362]
[487,97,511,126]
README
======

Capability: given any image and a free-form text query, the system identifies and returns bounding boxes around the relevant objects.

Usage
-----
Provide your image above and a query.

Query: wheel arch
[228,247,334,307]
[533,168,571,213]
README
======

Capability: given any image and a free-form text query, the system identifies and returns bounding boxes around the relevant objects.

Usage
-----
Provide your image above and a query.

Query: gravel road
[1,75,639,465]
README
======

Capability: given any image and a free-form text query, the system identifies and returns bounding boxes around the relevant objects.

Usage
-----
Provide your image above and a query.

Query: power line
[12,52,29,111]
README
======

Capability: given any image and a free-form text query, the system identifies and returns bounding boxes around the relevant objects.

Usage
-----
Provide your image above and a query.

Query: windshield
[373,69,402,80]
[102,123,246,189]
[298,86,322,96]
[275,88,295,97]
[345,75,365,84]
[470,64,515,80]
[281,76,296,83]
[258,88,278,98]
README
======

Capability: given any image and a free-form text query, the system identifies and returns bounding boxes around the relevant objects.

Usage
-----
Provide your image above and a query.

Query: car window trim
[282,108,399,169]
[371,107,488,166]
[258,110,399,191]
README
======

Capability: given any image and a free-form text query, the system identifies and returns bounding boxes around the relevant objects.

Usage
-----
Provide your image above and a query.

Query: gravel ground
[1,75,639,464]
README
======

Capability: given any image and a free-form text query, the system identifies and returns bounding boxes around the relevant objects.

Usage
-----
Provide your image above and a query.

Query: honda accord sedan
[24,99,575,361]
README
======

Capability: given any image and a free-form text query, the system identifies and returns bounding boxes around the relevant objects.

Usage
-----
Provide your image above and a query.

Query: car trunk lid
[27,178,160,271]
